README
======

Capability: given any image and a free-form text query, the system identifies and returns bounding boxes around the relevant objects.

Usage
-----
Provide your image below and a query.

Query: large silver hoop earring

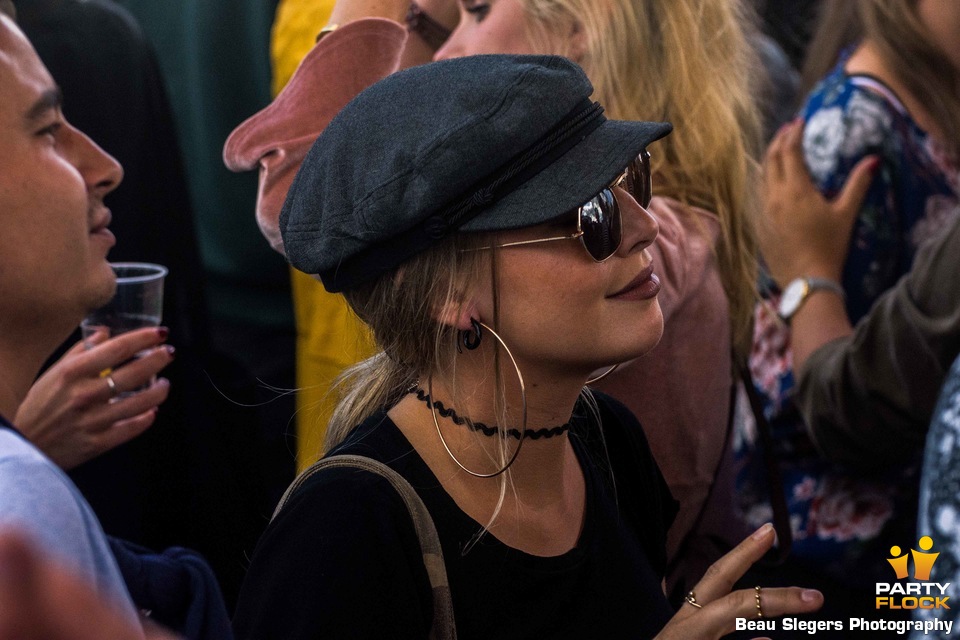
[431,320,526,478]
[585,363,620,385]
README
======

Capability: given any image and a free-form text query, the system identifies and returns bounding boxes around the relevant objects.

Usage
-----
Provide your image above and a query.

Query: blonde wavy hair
[522,0,764,355]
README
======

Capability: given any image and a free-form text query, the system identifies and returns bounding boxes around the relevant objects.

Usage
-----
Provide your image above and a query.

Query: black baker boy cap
[280,54,672,293]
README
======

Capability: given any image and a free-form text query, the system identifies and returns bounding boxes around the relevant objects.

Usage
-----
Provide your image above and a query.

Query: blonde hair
[521,0,764,356]
[325,234,489,449]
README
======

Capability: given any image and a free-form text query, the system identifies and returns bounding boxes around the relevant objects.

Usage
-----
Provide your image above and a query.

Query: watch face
[778,279,808,318]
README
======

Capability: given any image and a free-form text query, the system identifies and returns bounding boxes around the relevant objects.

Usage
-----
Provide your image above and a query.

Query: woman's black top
[233,391,677,639]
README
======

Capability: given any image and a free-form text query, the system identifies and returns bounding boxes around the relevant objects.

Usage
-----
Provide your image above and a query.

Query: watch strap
[804,277,845,299]
[778,276,845,322]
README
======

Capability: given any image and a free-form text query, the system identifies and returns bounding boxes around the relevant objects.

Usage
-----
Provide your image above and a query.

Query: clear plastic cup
[81,262,167,396]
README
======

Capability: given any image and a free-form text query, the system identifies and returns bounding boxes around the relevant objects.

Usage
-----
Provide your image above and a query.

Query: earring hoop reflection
[585,363,620,385]
[430,320,526,478]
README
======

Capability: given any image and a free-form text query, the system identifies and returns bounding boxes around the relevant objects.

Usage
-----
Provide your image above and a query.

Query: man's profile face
[0,15,122,330]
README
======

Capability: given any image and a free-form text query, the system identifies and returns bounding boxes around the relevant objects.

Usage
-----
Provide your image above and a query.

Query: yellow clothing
[271,0,376,471]
[290,271,374,468]
[271,0,335,95]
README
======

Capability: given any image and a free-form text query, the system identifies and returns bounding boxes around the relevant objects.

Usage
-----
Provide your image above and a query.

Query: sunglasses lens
[579,189,622,261]
[626,150,652,208]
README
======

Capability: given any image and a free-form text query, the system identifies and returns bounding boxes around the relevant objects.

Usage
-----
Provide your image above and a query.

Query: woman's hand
[758,119,878,286]
[15,328,174,470]
[654,524,823,639]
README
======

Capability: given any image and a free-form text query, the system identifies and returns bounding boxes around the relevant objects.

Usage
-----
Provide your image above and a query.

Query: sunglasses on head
[467,150,652,263]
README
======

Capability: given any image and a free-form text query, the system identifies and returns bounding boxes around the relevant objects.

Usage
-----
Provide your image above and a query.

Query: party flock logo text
[736,536,954,635]
[877,536,950,610]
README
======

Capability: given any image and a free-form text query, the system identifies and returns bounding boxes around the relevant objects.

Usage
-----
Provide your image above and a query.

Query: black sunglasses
[469,150,652,263]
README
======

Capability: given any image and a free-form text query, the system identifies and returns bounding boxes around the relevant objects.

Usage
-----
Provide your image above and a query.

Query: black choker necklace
[412,388,570,440]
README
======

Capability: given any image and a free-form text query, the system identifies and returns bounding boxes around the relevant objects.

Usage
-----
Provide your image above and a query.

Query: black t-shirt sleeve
[592,390,679,578]
[232,468,433,640]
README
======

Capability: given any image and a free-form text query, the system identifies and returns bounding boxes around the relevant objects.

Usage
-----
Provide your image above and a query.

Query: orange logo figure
[911,536,940,581]
[888,546,910,580]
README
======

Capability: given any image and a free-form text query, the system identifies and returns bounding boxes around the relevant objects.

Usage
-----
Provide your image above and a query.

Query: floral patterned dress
[736,55,960,587]
[913,355,960,639]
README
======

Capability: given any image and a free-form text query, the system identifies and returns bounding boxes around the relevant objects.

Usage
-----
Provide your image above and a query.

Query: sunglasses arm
[463,232,585,253]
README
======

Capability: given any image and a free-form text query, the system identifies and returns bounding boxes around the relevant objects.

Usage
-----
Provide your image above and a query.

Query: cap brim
[460,119,672,233]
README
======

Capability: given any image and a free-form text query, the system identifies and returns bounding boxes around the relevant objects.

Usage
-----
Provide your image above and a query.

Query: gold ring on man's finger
[755,585,765,618]
[684,590,703,609]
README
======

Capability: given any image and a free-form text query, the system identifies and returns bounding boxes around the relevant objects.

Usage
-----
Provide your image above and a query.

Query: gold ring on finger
[684,590,703,609]
[755,585,765,618]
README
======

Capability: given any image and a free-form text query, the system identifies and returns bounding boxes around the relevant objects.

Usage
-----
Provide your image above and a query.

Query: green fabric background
[114,0,292,328]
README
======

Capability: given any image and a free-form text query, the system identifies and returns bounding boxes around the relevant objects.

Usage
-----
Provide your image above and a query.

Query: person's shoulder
[0,432,123,595]
[0,433,88,522]
[802,74,899,185]
[584,390,654,453]
[804,61,901,116]
[804,71,903,140]
[588,389,639,425]
[580,390,677,574]
[282,457,410,517]
[257,454,421,603]
[238,483,427,638]
[271,414,417,535]
[0,428,44,464]
[236,420,432,640]
[0,431,70,494]
[328,411,407,459]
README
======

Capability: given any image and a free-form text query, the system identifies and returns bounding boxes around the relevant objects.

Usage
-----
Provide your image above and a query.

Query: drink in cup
[81,262,167,396]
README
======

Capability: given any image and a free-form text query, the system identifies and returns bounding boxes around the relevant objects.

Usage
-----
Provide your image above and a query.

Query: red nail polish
[157,327,169,340]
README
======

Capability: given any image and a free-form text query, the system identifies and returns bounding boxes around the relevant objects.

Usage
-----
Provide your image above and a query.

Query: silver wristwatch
[777,277,845,321]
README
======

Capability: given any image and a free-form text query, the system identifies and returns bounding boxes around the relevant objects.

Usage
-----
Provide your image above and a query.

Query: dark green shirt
[115,0,292,328]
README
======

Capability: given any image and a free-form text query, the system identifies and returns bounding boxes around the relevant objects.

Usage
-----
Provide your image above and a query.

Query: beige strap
[273,454,457,639]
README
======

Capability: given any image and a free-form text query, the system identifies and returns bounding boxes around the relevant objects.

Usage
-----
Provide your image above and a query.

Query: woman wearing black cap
[226,0,769,603]
[231,55,821,639]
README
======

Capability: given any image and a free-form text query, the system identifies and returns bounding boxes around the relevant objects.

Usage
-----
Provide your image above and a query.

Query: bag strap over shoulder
[272,454,457,640]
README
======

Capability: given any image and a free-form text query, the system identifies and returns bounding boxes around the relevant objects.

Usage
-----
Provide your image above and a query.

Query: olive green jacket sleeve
[796,213,960,469]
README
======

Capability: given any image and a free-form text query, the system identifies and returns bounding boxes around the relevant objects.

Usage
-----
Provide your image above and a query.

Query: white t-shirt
[0,424,139,626]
